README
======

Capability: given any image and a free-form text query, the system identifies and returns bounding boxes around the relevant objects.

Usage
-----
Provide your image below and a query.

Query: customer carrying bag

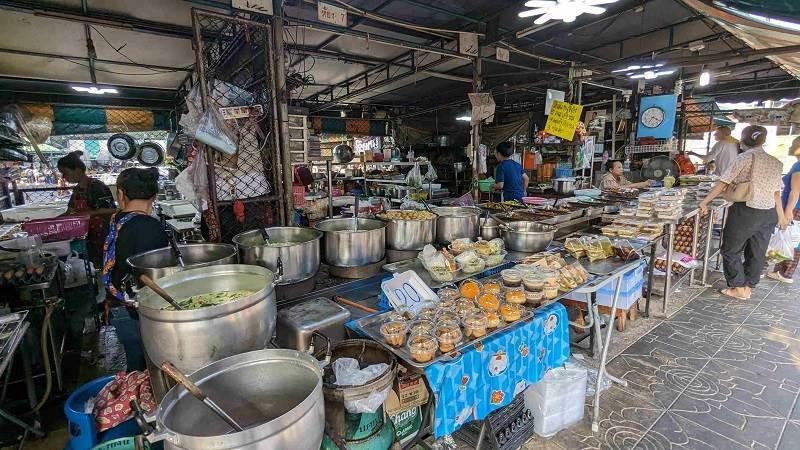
[723,153,755,203]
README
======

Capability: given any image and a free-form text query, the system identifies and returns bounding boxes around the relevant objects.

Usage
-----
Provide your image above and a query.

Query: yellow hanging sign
[544,100,583,141]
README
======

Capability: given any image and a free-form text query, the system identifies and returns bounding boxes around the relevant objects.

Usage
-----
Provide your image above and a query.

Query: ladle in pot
[168,233,185,267]
[138,274,183,310]
[259,227,271,245]
[160,361,245,432]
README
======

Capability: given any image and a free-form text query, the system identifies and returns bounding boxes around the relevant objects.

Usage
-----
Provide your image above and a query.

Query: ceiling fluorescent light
[699,71,711,87]
[71,86,118,95]
[456,116,472,121]
[518,0,619,25]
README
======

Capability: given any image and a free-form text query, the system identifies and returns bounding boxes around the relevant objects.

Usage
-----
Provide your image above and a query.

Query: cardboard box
[384,373,429,415]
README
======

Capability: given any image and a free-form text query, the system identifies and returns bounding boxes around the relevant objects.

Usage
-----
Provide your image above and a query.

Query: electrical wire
[89,25,193,75]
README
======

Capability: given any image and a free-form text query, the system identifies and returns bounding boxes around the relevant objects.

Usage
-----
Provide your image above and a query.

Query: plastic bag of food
[405,164,423,188]
[767,228,794,262]
[790,223,800,247]
[455,250,485,274]
[195,106,237,155]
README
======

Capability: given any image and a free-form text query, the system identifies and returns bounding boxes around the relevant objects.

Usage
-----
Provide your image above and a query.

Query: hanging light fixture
[699,71,711,87]
[518,0,620,25]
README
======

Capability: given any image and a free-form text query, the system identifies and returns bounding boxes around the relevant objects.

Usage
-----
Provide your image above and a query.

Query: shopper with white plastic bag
[699,126,788,300]
[769,136,800,283]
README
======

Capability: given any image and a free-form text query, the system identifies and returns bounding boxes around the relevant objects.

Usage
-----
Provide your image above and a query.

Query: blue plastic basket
[64,376,142,450]
[554,167,573,179]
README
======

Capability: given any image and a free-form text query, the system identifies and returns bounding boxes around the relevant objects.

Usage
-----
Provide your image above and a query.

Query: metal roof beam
[0,0,196,39]
[0,47,193,72]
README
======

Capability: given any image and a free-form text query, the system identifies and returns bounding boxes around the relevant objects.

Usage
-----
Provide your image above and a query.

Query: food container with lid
[522,273,545,291]
[525,290,544,304]
[482,280,502,294]
[437,286,460,302]
[437,313,460,326]
[501,269,522,287]
[500,303,524,322]
[462,312,489,338]
[276,297,351,351]
[380,321,408,347]
[485,310,502,328]
[503,288,526,305]
[436,324,463,352]
[416,302,439,321]
[408,319,436,335]
[438,297,457,312]
[543,286,559,300]
[407,334,437,363]
[477,292,500,311]
[459,279,482,299]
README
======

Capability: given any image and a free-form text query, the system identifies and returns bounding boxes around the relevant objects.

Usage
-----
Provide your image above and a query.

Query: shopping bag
[767,228,794,262]
[789,223,800,248]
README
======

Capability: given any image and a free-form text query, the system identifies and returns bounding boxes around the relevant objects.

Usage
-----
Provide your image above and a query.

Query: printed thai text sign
[544,100,583,140]
[318,2,347,27]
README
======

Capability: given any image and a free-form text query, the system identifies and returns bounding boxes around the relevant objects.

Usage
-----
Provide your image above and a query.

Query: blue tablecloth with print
[423,302,570,437]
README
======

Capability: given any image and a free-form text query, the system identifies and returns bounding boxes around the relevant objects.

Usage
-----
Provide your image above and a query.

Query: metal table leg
[475,421,487,450]
[592,274,624,433]
[662,223,676,316]
[715,207,728,270]
[690,214,701,285]
[645,242,656,318]
[701,209,715,286]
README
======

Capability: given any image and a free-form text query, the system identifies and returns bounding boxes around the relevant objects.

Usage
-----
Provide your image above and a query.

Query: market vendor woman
[492,141,529,202]
[599,160,653,190]
[57,151,116,264]
[102,167,168,371]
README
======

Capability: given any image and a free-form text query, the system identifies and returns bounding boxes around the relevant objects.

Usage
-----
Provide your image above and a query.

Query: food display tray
[353,307,534,369]
[382,257,509,289]
[564,234,651,276]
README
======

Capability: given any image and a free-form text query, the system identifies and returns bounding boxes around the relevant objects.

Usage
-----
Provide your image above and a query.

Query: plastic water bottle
[623,158,631,172]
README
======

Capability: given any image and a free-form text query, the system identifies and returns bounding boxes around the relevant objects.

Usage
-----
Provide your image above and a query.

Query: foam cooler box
[566,260,644,310]
[524,367,588,437]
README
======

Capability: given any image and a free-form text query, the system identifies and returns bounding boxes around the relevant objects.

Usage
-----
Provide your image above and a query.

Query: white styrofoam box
[525,367,588,437]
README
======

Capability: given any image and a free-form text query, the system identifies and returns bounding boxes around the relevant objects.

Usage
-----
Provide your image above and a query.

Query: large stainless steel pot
[314,218,385,267]
[500,221,556,253]
[433,207,480,244]
[479,217,501,240]
[127,243,237,287]
[145,349,324,450]
[233,227,322,284]
[379,216,436,250]
[552,178,576,195]
[136,264,277,377]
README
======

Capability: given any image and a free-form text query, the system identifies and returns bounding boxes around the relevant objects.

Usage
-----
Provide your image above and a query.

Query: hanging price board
[544,100,583,141]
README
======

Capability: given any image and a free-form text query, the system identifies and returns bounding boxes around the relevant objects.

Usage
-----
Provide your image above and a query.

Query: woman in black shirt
[101,167,168,371]
[57,151,116,265]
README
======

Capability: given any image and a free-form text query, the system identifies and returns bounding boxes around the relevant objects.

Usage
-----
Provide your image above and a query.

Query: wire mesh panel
[192,9,281,243]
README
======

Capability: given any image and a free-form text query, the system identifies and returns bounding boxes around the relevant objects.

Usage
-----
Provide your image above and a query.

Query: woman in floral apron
[101,167,168,371]
[57,151,116,266]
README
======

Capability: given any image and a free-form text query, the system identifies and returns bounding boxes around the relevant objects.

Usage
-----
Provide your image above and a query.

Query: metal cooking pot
[136,264,278,378]
[379,215,436,251]
[500,221,556,253]
[432,206,481,244]
[233,227,322,284]
[479,217,501,240]
[314,218,385,267]
[144,349,324,450]
[552,178,576,195]
[127,243,237,287]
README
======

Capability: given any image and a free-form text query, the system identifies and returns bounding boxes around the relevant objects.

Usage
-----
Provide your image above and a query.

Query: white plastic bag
[424,164,438,182]
[789,223,800,247]
[767,228,794,262]
[405,164,423,188]
[63,251,88,288]
[332,358,391,413]
[195,107,237,155]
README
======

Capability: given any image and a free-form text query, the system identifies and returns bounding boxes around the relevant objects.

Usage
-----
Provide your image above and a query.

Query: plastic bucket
[64,376,141,450]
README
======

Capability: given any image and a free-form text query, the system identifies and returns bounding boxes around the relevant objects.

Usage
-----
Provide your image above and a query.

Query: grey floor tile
[713,326,800,384]
[778,420,800,450]
[669,296,758,326]
[742,303,800,340]
[646,411,752,450]
[550,399,662,450]
[605,353,706,409]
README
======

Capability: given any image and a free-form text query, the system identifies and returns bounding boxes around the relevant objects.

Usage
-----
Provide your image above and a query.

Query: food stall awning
[21,104,172,136]
[683,0,800,79]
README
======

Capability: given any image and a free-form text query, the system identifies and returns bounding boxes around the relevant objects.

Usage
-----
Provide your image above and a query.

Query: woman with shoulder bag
[699,125,788,300]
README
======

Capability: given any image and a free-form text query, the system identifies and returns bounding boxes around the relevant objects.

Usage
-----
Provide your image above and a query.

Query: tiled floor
[531,276,800,450]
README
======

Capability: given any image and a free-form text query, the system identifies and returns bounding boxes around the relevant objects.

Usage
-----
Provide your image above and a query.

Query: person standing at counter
[699,125,787,300]
[688,126,739,175]
[768,137,800,283]
[491,141,529,202]
[599,160,653,189]
[102,167,168,371]
[57,151,116,265]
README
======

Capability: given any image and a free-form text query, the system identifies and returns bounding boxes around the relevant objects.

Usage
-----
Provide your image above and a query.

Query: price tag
[318,2,347,27]
[381,270,438,314]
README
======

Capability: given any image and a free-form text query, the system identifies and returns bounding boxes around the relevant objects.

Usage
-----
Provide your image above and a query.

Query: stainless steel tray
[353,307,534,369]
[382,257,509,289]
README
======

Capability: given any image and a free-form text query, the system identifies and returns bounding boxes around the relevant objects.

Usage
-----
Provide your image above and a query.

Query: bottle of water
[623,158,631,172]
